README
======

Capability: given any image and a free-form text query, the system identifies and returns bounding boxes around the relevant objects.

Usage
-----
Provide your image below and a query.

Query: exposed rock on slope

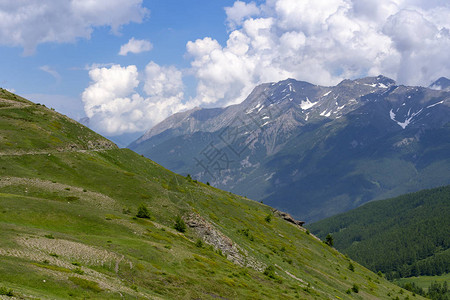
[185,213,266,271]
[273,209,305,227]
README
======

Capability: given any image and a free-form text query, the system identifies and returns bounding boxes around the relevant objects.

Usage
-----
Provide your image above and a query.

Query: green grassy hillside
[0,89,421,299]
[0,88,116,154]
[308,186,450,280]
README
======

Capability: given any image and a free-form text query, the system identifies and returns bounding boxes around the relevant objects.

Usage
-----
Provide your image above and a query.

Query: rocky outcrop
[87,139,118,150]
[272,209,305,227]
[185,213,265,272]
[52,139,116,152]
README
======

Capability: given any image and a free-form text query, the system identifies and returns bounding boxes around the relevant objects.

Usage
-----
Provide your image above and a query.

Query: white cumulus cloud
[225,1,261,30]
[185,0,450,107]
[0,0,148,55]
[82,63,190,136]
[119,38,153,56]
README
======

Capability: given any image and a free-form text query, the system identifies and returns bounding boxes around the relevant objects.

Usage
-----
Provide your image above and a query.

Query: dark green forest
[308,185,450,279]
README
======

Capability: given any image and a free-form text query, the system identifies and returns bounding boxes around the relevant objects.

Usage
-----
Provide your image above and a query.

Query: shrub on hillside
[348,262,355,272]
[136,204,151,219]
[263,266,276,279]
[0,287,13,296]
[174,215,186,233]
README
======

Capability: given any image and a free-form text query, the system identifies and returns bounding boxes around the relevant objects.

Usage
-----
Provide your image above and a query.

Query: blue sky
[0,0,239,120]
[0,0,449,142]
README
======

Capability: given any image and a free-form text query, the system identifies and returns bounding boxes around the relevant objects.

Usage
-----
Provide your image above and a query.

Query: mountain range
[129,75,450,222]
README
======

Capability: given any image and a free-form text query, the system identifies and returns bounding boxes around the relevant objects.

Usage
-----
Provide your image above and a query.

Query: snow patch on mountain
[427,100,444,109]
[257,105,264,112]
[320,110,331,117]
[265,172,275,181]
[337,104,346,111]
[364,83,388,88]
[246,102,262,114]
[389,109,396,121]
[288,83,295,92]
[390,108,424,129]
[300,97,317,110]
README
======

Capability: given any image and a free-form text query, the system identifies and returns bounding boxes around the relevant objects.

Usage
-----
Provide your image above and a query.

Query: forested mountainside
[308,185,450,280]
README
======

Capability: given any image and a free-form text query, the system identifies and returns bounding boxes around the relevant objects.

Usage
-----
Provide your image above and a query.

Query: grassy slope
[0,89,116,154]
[0,88,420,299]
[308,186,450,280]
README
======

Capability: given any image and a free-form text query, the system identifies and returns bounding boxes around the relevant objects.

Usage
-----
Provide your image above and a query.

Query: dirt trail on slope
[0,176,120,210]
[0,148,107,156]
[0,98,32,109]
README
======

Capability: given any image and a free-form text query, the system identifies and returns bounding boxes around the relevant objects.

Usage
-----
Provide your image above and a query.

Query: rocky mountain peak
[352,75,396,88]
[429,77,450,91]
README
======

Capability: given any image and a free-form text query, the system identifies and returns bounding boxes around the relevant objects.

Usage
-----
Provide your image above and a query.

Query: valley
[0,89,422,298]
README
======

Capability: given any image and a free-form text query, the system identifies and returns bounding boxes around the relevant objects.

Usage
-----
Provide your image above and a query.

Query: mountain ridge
[129,75,450,222]
[132,75,433,146]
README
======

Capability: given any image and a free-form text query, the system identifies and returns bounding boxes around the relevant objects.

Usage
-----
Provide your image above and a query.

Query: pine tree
[325,233,334,247]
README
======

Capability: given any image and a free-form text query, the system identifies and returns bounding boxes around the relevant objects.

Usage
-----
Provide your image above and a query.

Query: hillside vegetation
[395,274,450,300]
[0,88,421,299]
[308,185,450,279]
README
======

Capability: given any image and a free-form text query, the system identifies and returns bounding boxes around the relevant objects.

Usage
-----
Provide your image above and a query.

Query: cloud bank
[186,0,450,107]
[78,0,450,135]
[0,0,148,55]
[119,38,153,56]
